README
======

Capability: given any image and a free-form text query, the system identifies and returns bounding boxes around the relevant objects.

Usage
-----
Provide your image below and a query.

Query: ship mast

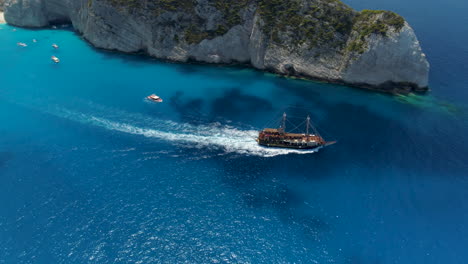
[307,115,321,139]
[280,112,287,133]
[306,115,310,136]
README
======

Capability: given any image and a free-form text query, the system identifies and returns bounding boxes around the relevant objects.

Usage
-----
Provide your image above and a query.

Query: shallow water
[1,1,468,262]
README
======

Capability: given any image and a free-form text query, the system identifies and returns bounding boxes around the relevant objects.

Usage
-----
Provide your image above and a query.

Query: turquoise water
[1,0,468,262]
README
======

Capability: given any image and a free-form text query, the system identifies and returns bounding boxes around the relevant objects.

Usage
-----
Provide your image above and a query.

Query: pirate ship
[257,113,336,150]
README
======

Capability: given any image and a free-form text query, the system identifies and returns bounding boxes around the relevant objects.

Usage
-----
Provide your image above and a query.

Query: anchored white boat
[52,43,59,49]
[17,42,27,47]
[51,56,60,63]
[147,94,163,103]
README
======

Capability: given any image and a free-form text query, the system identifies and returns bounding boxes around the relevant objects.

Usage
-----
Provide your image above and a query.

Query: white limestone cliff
[343,22,429,89]
[3,0,430,93]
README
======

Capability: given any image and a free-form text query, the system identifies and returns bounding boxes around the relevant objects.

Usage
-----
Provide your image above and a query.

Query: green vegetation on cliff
[214,0,250,28]
[257,0,405,54]
[106,0,251,44]
[258,0,354,49]
[354,10,405,37]
[107,0,195,13]
[346,10,405,53]
[185,0,250,44]
[106,0,406,49]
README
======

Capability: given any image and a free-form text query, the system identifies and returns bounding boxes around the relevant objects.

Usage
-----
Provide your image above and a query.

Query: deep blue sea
[1,0,468,263]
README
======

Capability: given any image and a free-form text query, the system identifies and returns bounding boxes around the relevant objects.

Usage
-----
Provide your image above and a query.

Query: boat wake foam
[52,107,320,158]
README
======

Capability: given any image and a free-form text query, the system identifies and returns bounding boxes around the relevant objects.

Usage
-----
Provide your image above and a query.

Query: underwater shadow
[169,87,274,125]
[169,91,207,125]
[0,152,13,169]
[210,88,273,121]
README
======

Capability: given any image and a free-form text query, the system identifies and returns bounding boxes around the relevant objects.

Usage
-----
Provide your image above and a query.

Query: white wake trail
[56,108,319,157]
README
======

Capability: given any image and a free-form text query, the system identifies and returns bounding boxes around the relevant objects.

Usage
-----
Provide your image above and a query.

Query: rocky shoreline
[82,41,428,95]
[2,0,430,93]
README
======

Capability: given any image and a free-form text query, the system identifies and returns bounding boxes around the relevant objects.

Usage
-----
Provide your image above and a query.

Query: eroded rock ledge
[4,0,430,93]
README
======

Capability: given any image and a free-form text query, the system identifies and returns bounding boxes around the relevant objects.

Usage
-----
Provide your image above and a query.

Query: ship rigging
[257,113,336,150]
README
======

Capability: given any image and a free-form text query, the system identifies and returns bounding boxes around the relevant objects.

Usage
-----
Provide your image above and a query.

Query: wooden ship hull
[257,140,325,150]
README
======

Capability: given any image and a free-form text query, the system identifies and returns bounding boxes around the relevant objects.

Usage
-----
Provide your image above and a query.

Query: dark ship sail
[257,113,336,150]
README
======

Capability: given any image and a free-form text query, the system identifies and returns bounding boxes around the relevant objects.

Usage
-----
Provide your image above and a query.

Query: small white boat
[52,25,57,29]
[32,39,37,43]
[51,56,60,63]
[17,42,27,47]
[52,43,59,49]
[147,94,163,103]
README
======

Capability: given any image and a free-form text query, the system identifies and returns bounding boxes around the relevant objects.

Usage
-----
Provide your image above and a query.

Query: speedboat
[52,43,59,49]
[147,94,163,103]
[32,39,37,43]
[17,42,27,47]
[51,56,60,63]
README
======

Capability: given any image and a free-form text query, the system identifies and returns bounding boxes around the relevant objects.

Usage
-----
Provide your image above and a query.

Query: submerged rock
[3,0,430,93]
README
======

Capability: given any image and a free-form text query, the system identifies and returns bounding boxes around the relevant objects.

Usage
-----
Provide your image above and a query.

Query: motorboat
[147,94,163,103]
[17,42,27,47]
[51,56,60,63]
[52,43,59,49]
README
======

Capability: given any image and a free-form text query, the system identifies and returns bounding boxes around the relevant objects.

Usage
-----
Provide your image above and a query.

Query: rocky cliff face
[3,0,430,93]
